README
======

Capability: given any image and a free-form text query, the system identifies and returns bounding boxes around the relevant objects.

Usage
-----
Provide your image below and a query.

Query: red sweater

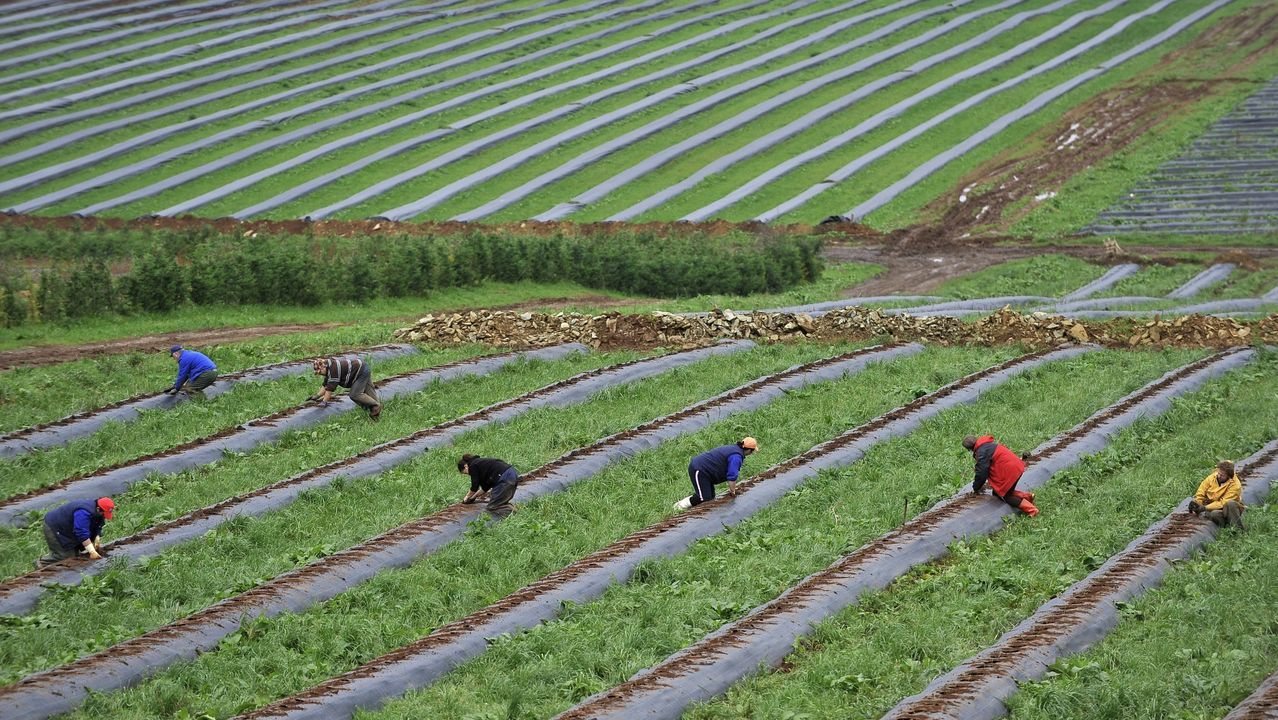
[972,435,1025,496]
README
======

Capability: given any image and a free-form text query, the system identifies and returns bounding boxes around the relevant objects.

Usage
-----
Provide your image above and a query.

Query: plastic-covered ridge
[0,0,192,44]
[0,345,589,527]
[0,341,757,616]
[1166,263,1236,299]
[236,347,1087,720]
[0,344,418,459]
[555,348,1254,720]
[761,296,942,314]
[1225,666,1278,719]
[1058,263,1140,301]
[885,296,1054,315]
[0,340,871,720]
[883,434,1278,720]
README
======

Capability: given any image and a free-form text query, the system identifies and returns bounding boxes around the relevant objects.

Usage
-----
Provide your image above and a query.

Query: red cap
[97,497,114,520]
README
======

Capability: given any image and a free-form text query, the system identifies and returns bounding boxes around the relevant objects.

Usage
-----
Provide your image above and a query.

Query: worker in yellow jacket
[1188,460,1244,530]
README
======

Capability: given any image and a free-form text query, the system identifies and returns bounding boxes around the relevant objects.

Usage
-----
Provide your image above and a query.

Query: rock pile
[394,307,1268,350]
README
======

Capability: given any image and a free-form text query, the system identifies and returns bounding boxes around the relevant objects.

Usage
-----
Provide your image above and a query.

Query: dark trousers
[993,479,1032,512]
[181,369,218,394]
[486,467,519,519]
[1203,500,1244,529]
[40,522,78,565]
[687,466,718,507]
[348,364,379,411]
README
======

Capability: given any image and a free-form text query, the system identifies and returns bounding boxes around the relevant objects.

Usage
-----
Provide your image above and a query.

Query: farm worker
[166,345,218,396]
[37,497,114,568]
[964,435,1039,517]
[459,454,519,519]
[310,355,382,420]
[1189,460,1244,530]
[674,437,758,511]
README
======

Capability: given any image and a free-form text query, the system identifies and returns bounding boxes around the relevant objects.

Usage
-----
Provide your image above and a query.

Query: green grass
[1007,504,1278,720]
[1101,263,1205,298]
[681,350,1278,719]
[934,255,1106,299]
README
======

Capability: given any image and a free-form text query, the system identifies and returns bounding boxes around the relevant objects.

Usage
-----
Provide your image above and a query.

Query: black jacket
[467,457,513,492]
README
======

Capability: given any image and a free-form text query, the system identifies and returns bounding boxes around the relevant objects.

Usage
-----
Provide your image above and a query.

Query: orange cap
[741,437,758,450]
[97,497,114,520]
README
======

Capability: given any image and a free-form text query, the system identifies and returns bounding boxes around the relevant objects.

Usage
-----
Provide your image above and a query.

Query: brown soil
[892,3,1278,246]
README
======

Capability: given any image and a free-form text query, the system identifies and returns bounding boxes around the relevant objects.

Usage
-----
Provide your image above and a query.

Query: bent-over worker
[311,355,382,420]
[167,345,218,396]
[459,454,520,519]
[674,437,758,510]
[38,497,114,568]
[964,435,1039,517]
[1189,460,1244,530]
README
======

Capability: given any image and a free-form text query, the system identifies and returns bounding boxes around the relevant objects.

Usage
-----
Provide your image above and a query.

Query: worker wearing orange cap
[37,497,114,568]
[674,437,758,510]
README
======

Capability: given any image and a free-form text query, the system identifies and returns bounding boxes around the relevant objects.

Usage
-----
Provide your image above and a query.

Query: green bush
[0,226,824,325]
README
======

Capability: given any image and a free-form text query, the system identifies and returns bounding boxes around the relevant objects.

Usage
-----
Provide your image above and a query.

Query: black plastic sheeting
[157,0,714,217]
[378,0,936,221]
[1167,263,1237,300]
[0,339,832,720]
[1224,665,1278,719]
[535,0,1037,221]
[883,435,1278,720]
[239,346,1087,720]
[704,0,1138,222]
[2,0,563,209]
[453,0,966,222]
[762,296,940,315]
[0,0,357,99]
[1058,263,1140,302]
[842,0,1230,222]
[0,0,182,44]
[0,340,757,617]
[557,348,1254,720]
[0,0,486,150]
[886,296,1054,315]
[301,0,840,220]
[0,344,586,528]
[0,344,418,459]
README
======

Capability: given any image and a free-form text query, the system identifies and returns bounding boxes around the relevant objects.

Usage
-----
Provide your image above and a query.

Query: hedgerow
[1,226,823,324]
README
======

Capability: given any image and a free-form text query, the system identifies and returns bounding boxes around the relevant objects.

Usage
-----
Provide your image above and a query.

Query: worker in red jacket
[963,435,1039,516]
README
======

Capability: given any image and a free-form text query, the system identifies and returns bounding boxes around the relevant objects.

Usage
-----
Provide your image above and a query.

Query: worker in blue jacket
[38,497,114,568]
[166,345,218,396]
[674,437,757,510]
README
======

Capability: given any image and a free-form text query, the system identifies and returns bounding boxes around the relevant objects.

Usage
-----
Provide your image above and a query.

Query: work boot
[1017,498,1040,517]
[673,496,693,511]
[369,404,382,422]
[1012,490,1035,503]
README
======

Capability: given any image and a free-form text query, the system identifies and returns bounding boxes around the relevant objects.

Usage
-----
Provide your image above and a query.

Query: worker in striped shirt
[311,356,382,420]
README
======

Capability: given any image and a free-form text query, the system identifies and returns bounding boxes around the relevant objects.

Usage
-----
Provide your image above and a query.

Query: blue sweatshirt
[173,350,217,390]
[44,500,105,548]
[689,444,746,484]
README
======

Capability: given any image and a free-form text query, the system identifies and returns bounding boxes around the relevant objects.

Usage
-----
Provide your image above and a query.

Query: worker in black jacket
[459,454,520,519]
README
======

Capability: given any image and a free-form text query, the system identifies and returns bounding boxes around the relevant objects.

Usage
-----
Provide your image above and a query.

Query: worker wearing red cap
[674,437,758,510]
[37,497,114,568]
[964,435,1038,516]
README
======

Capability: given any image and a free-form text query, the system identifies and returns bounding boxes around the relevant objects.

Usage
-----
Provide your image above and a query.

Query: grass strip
[680,349,1278,719]
[934,254,1106,299]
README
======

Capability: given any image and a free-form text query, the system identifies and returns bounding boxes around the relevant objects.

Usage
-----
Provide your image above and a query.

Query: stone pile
[394,307,1269,350]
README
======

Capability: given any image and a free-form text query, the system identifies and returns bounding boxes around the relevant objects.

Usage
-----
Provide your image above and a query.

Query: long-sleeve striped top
[322,357,365,390]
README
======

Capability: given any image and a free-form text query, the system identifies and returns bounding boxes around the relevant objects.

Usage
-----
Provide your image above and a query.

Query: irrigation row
[0,340,757,615]
[0,344,587,527]
[0,343,418,459]
[555,347,1254,720]
[0,0,189,42]
[0,341,900,720]
[883,435,1278,720]
[234,346,1085,720]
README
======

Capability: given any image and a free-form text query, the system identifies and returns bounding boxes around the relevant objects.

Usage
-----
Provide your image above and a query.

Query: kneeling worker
[674,437,758,511]
[964,435,1039,516]
[311,355,382,420]
[1189,460,1244,530]
[167,345,218,396]
[38,497,114,568]
[459,454,520,519]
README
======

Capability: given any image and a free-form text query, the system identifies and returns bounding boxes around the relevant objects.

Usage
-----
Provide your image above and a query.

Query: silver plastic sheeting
[0,345,586,527]
[557,348,1253,720]
[241,347,1088,720]
[0,339,870,720]
[1167,263,1236,299]
[0,341,756,616]
[1058,263,1140,301]
[0,344,418,459]
[883,435,1278,720]
[1224,665,1278,719]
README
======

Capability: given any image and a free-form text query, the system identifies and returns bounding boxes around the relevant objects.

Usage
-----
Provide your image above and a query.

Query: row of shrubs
[2,228,824,325]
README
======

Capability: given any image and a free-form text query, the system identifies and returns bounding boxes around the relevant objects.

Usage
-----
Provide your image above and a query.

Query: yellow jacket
[1194,471,1243,511]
